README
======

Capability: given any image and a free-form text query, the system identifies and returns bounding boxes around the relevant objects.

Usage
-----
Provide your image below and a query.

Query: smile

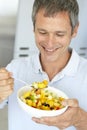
[45,48,57,52]
[43,46,61,53]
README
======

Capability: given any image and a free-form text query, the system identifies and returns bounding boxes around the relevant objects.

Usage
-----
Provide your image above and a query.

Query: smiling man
[34,9,78,80]
[0,0,87,130]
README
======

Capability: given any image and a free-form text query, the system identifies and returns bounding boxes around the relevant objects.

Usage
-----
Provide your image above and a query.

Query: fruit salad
[21,80,65,110]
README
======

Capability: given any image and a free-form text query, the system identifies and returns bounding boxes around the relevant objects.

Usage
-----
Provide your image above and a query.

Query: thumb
[62,99,79,107]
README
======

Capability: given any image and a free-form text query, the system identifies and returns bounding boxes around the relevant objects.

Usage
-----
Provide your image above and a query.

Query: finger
[32,117,44,124]
[0,68,8,72]
[32,116,57,126]
[0,88,13,96]
[0,89,13,103]
[0,78,14,86]
[0,68,13,79]
[0,83,14,92]
[0,72,12,80]
[32,117,49,124]
[62,99,79,107]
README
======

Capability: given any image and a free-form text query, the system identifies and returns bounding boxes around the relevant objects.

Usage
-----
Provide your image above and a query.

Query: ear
[72,22,79,38]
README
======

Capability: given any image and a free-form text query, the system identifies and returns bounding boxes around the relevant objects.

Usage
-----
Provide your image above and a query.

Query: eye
[39,31,47,35]
[56,34,64,37]
[56,32,65,37]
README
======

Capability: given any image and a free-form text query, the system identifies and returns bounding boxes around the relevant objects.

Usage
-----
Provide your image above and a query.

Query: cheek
[35,34,45,44]
[35,35,42,48]
[61,37,71,46]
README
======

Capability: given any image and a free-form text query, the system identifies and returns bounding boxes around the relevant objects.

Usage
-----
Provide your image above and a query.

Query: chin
[45,55,58,62]
[41,50,60,62]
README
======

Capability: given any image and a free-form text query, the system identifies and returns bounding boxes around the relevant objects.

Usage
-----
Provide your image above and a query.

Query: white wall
[14,0,38,58]
[0,16,16,67]
[0,0,19,67]
[0,0,18,16]
[70,0,87,58]
[14,0,87,59]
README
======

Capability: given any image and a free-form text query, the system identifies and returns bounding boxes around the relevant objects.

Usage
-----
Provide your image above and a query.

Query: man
[0,0,87,130]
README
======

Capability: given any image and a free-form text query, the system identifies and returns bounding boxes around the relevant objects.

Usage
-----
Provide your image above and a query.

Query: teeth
[45,48,56,52]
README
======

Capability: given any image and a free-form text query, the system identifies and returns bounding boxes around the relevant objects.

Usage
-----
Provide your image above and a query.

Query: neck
[40,51,71,81]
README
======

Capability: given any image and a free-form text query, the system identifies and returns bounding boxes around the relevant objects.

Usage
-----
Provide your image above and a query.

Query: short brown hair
[32,0,79,30]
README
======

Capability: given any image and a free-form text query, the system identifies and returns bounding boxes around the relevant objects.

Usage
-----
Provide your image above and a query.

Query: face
[34,10,78,63]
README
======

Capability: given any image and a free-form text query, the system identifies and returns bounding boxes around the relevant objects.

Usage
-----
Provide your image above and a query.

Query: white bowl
[17,85,68,117]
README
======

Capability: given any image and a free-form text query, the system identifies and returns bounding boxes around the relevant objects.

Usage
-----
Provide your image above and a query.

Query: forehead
[35,9,71,31]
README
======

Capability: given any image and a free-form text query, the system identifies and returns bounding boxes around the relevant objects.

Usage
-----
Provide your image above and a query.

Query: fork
[13,77,29,86]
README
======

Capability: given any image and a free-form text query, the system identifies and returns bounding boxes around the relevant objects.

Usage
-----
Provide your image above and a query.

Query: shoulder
[71,48,87,77]
[71,48,87,71]
[6,53,39,71]
[78,56,87,83]
[79,56,87,71]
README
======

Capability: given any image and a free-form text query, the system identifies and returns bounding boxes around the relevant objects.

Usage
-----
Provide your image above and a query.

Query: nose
[47,34,55,47]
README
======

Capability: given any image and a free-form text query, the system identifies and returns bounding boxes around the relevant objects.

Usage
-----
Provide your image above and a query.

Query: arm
[0,68,14,103]
[32,99,87,130]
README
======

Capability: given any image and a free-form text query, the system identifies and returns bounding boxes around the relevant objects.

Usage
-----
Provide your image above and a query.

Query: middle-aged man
[0,0,87,130]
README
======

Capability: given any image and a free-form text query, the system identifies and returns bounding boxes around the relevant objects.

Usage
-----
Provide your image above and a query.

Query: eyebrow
[37,28,46,31]
[56,31,67,34]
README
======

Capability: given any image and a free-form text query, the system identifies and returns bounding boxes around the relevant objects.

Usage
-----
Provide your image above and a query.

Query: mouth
[45,48,57,52]
[43,46,61,53]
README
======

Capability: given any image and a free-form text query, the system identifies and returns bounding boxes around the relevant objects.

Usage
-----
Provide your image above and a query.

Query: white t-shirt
[0,48,87,130]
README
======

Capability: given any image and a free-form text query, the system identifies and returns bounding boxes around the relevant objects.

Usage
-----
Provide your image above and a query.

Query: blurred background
[0,0,87,130]
[0,0,19,67]
[0,0,19,130]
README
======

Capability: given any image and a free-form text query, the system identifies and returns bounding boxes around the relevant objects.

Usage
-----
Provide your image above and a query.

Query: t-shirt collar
[62,48,80,76]
[32,53,43,73]
[32,48,80,76]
